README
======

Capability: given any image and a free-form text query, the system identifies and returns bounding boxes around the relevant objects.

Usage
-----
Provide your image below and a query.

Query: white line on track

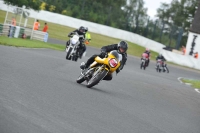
[195,89,200,93]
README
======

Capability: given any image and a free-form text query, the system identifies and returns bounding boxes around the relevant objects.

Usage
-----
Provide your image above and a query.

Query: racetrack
[0,45,200,133]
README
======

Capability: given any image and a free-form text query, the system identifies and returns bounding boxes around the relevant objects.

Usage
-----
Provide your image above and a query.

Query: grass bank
[181,79,200,89]
[0,36,64,51]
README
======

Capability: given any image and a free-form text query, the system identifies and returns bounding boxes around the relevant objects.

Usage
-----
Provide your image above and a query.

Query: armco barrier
[31,30,48,42]
[0,23,48,42]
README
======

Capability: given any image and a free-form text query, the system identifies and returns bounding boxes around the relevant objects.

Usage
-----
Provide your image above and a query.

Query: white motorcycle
[156,59,169,73]
[66,34,83,61]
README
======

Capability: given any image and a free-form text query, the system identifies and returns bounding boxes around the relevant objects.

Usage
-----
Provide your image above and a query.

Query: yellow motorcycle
[76,50,122,88]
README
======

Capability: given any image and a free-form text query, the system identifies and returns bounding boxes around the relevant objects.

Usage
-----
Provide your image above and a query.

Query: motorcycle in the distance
[156,59,169,73]
[140,53,149,70]
[76,50,122,88]
[66,33,83,61]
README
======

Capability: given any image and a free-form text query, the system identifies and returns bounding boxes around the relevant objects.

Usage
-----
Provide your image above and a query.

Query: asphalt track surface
[0,43,200,133]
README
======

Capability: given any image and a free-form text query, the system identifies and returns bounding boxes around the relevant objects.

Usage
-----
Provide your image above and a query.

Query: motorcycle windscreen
[109,50,122,62]
[71,35,79,45]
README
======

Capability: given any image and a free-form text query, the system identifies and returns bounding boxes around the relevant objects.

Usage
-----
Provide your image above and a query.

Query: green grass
[0,9,159,60]
[181,79,200,89]
[0,36,65,51]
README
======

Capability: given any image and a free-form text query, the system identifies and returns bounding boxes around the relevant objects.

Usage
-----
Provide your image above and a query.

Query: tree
[156,0,199,46]
[40,2,46,10]
[49,5,56,12]
[124,0,148,33]
[3,0,41,10]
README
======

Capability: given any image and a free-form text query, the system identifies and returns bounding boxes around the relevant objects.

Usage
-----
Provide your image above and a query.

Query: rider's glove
[100,50,107,57]
[68,33,73,37]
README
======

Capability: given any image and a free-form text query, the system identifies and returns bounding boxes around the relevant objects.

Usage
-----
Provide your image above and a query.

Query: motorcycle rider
[66,26,86,59]
[85,27,91,42]
[156,53,166,68]
[81,27,91,57]
[142,48,150,66]
[80,40,128,80]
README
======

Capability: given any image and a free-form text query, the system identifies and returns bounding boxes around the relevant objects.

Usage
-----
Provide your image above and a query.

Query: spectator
[11,17,16,26]
[194,52,198,59]
[181,46,186,55]
[8,17,16,37]
[85,27,91,43]
[34,20,40,30]
[42,22,48,32]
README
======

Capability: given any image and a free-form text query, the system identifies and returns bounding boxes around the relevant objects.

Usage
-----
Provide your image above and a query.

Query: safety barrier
[31,30,48,42]
[0,23,48,42]
[1,24,10,36]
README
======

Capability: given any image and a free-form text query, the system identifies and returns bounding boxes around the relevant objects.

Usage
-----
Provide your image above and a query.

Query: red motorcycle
[140,53,149,70]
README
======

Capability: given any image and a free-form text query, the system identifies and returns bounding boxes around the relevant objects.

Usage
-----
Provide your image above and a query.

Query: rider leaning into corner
[66,26,87,58]
[80,40,128,80]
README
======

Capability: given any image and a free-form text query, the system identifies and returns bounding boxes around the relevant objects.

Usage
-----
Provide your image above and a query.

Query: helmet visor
[119,47,125,53]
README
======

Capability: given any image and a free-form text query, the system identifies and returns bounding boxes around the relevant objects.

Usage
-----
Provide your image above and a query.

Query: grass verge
[0,36,65,51]
[181,79,200,89]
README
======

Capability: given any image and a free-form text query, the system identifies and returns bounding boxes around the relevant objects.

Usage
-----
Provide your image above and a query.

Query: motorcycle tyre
[86,69,108,88]
[140,62,144,69]
[66,47,72,60]
[76,73,86,84]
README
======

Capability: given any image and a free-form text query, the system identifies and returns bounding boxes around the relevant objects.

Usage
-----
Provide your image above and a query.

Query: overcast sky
[143,0,172,19]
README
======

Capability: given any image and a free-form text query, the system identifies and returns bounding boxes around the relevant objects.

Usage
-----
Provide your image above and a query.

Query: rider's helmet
[158,53,162,58]
[85,27,88,32]
[117,41,128,54]
[79,26,86,34]
[146,48,150,52]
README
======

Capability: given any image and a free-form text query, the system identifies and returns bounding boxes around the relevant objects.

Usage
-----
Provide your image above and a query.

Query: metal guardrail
[0,24,10,36]
[31,30,47,41]
[0,23,48,42]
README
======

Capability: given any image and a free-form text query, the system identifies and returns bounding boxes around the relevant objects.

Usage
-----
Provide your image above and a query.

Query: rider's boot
[80,62,87,70]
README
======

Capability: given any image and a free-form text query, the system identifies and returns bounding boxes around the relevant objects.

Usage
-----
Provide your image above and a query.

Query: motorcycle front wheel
[66,47,72,60]
[86,69,108,88]
[140,62,144,69]
[76,72,86,84]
